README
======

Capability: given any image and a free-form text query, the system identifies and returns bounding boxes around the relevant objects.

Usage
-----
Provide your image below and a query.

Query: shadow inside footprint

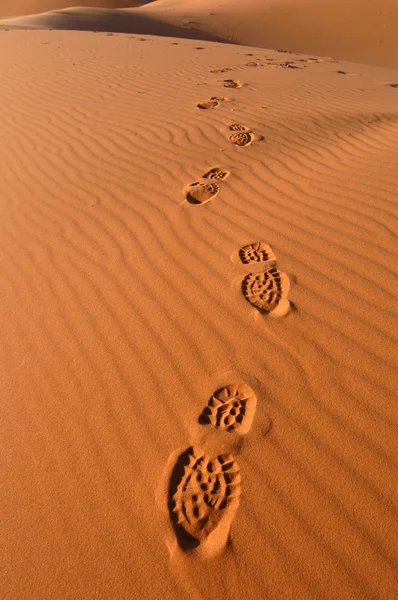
[168,447,201,551]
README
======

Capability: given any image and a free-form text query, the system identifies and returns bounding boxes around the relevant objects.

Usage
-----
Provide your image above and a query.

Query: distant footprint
[198,383,257,435]
[168,446,241,553]
[197,96,227,110]
[223,79,242,89]
[210,67,233,74]
[197,99,219,110]
[239,242,276,264]
[246,61,260,67]
[388,83,398,88]
[202,167,230,181]
[242,267,290,315]
[279,61,300,69]
[185,181,220,205]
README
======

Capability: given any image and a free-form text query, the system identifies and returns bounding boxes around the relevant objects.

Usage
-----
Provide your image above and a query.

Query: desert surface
[1,1,397,599]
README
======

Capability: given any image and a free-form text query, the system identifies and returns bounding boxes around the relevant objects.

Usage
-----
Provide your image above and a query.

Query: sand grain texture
[0,20,397,600]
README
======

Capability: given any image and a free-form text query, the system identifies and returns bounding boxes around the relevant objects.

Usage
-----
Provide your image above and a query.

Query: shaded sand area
[1,0,398,68]
[1,21,398,600]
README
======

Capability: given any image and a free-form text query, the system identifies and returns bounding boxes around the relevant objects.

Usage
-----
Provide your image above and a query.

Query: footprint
[202,167,230,181]
[229,123,250,132]
[185,181,220,205]
[239,242,276,264]
[168,446,241,552]
[210,67,233,74]
[280,62,300,69]
[388,83,398,88]
[246,61,259,67]
[198,383,257,435]
[242,267,290,314]
[223,79,242,89]
[229,131,257,147]
[210,95,227,102]
[197,99,219,110]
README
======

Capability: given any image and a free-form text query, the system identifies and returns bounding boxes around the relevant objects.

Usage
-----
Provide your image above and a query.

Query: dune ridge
[0,1,150,20]
[1,29,397,599]
[1,0,398,68]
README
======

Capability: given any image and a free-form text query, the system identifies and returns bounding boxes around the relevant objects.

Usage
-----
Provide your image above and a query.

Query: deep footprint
[223,79,242,89]
[185,181,220,205]
[242,267,290,313]
[199,383,257,435]
[168,447,241,551]
[239,242,276,264]
[202,167,230,181]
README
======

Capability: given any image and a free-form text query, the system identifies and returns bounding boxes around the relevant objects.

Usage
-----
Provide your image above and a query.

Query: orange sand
[0,2,397,599]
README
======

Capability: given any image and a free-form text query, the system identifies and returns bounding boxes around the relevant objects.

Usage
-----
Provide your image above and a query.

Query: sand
[2,0,398,68]
[0,1,148,20]
[0,2,397,600]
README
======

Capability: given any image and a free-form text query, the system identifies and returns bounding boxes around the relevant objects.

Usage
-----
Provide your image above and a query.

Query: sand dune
[1,0,398,68]
[1,26,397,599]
[0,1,149,20]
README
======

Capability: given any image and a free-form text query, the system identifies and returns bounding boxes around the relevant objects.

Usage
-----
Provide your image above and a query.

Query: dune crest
[2,0,398,68]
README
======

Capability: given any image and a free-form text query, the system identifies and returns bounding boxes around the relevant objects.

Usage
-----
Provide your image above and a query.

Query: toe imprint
[169,447,241,544]
[210,96,227,102]
[223,79,242,89]
[229,131,255,147]
[185,182,219,205]
[242,268,290,313]
[199,383,257,435]
[202,167,230,181]
[229,123,250,132]
[239,242,276,264]
[197,100,219,110]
